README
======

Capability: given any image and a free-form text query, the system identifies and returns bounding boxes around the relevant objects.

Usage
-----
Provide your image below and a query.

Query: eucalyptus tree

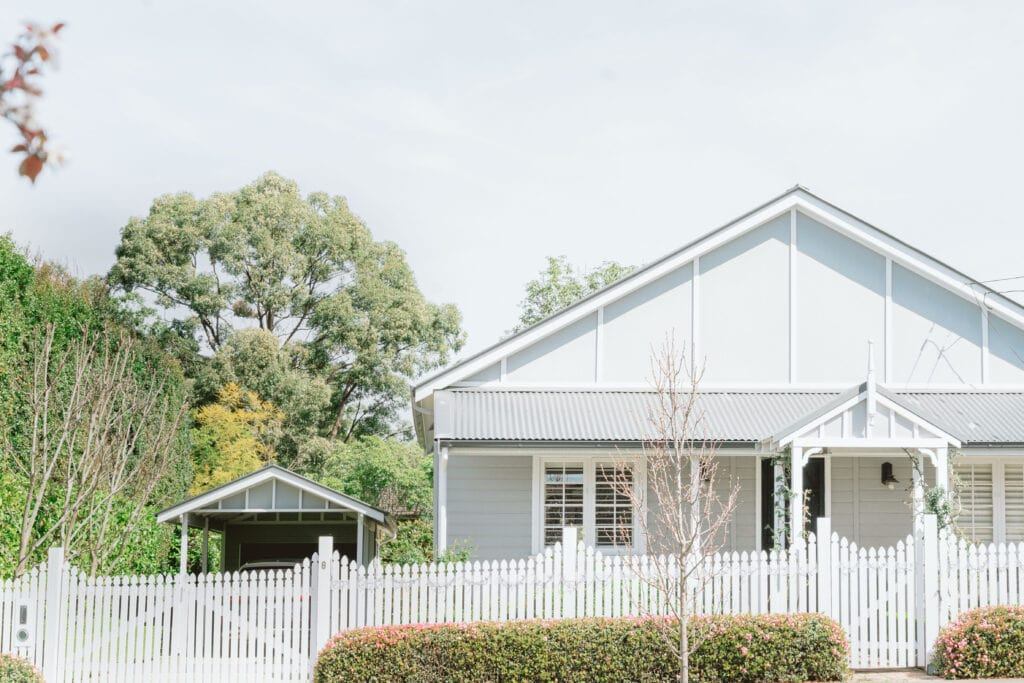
[110,172,465,454]
[514,255,634,331]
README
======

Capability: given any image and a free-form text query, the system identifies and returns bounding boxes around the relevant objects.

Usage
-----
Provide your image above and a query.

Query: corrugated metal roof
[434,389,1024,445]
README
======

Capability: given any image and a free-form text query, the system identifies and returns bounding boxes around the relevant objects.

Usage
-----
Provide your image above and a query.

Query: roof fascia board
[157,467,386,524]
[874,393,962,447]
[443,443,759,456]
[414,196,800,402]
[793,437,950,449]
[775,391,865,447]
[775,388,962,449]
[793,194,1024,328]
[416,188,1024,403]
[444,381,1024,392]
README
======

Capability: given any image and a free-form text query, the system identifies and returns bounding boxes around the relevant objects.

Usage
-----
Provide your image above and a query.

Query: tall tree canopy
[514,256,634,331]
[109,172,465,462]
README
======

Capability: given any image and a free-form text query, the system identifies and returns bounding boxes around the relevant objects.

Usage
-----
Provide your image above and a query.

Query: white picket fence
[3,515,1024,681]
[1,553,313,683]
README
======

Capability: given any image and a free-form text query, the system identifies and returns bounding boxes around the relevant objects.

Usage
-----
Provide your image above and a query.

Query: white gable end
[417,188,1024,402]
[700,212,790,382]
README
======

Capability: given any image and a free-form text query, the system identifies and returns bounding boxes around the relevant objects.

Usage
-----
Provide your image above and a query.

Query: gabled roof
[770,382,961,449]
[156,464,392,528]
[413,186,1024,405]
[431,387,1024,446]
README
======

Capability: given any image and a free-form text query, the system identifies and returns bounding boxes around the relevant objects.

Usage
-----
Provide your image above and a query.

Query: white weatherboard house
[414,186,1024,561]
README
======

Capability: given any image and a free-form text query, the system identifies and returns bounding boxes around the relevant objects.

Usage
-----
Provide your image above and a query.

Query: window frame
[531,455,647,555]
[954,456,1024,544]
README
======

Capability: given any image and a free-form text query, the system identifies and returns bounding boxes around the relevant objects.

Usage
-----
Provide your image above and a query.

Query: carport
[157,464,395,573]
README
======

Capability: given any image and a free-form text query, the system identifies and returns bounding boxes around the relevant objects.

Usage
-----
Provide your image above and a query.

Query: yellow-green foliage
[190,382,283,494]
[314,614,848,683]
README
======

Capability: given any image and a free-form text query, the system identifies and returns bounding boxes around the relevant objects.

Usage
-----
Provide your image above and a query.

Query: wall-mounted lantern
[881,462,899,490]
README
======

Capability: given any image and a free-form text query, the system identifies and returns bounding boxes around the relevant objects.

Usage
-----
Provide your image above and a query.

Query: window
[595,464,633,547]
[543,464,584,546]
[535,458,644,553]
[955,461,1024,544]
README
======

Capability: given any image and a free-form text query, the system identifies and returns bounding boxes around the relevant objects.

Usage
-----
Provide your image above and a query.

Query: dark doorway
[239,541,357,566]
[760,457,827,550]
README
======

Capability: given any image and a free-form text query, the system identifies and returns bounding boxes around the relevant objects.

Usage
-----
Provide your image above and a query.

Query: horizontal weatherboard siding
[447,454,533,560]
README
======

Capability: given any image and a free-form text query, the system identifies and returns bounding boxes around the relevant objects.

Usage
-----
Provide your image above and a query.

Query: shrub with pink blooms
[0,654,44,682]
[933,605,1024,679]
[315,613,848,682]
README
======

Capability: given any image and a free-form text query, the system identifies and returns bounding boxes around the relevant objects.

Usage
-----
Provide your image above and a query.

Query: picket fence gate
[3,515,1024,681]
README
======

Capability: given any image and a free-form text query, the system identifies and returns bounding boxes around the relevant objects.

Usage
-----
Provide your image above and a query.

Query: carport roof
[156,464,393,529]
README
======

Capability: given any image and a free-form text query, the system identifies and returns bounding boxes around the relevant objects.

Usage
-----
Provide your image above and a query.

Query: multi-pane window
[595,464,633,547]
[543,465,584,546]
[955,461,1024,544]
[538,460,641,552]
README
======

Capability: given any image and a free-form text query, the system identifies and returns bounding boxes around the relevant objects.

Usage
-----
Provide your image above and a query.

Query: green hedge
[315,613,848,682]
[933,605,1024,679]
[0,654,44,682]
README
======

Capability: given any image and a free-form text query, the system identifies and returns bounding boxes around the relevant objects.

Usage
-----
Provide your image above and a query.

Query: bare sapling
[611,336,739,683]
[5,324,188,575]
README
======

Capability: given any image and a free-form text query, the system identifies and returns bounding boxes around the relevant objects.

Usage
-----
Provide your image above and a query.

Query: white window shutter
[955,463,995,543]
[1004,463,1024,543]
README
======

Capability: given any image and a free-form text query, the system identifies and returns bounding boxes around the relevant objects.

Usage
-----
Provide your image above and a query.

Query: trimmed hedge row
[315,613,848,682]
[933,605,1024,679]
[0,654,44,683]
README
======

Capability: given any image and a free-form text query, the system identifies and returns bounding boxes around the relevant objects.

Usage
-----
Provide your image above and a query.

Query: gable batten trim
[692,255,701,377]
[789,208,797,383]
[982,307,990,383]
[884,258,893,384]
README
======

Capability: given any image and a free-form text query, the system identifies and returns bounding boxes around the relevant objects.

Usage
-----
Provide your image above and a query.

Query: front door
[760,457,827,550]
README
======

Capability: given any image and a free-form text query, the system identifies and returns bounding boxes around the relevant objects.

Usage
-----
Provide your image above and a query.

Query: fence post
[915,514,939,669]
[313,535,334,659]
[561,527,578,619]
[41,546,64,683]
[816,518,832,617]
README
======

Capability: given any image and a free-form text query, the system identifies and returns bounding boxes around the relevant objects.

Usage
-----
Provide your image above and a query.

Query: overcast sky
[4,1,1024,363]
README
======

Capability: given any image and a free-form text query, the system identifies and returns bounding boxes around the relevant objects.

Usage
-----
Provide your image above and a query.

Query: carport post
[201,517,209,574]
[356,514,365,565]
[179,513,189,575]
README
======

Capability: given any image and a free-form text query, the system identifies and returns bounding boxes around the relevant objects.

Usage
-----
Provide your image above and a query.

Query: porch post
[201,517,209,574]
[437,444,448,555]
[790,447,804,544]
[773,460,786,547]
[912,460,925,539]
[179,512,189,575]
[935,446,949,493]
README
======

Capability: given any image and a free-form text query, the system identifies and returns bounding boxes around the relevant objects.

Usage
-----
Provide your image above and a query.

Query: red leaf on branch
[18,155,44,182]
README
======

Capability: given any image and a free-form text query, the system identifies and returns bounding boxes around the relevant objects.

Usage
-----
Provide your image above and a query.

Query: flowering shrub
[933,605,1024,679]
[0,654,44,682]
[315,613,848,682]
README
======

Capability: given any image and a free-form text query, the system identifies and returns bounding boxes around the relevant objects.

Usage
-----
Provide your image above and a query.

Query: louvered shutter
[1004,463,1024,543]
[955,463,994,543]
